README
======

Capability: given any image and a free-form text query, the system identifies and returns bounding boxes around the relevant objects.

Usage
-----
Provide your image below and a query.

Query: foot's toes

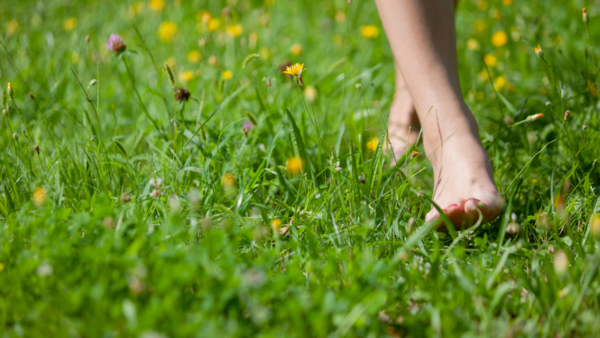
[464,197,502,223]
[445,199,466,223]
[425,207,441,224]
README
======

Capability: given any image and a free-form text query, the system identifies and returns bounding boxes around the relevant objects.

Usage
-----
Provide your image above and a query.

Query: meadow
[1,0,600,336]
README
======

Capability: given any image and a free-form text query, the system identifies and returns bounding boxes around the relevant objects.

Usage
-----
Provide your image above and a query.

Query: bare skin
[375,0,502,225]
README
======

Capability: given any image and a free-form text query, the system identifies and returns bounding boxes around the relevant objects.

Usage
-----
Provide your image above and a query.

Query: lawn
[1,0,600,336]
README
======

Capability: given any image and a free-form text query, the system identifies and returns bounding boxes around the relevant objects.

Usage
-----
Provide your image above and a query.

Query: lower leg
[375,0,501,224]
[387,60,420,161]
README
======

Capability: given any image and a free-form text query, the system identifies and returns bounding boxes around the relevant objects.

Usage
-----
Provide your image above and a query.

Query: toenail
[448,203,458,208]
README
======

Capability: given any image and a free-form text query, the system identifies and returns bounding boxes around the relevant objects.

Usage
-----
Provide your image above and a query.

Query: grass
[1,0,600,336]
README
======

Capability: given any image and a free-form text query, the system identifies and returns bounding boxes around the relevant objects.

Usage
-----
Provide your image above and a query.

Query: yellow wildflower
[591,214,600,238]
[494,76,506,90]
[271,218,282,231]
[178,71,194,83]
[335,12,346,23]
[33,187,46,206]
[249,32,258,47]
[492,31,507,47]
[360,25,379,39]
[7,19,19,37]
[283,63,306,77]
[208,18,220,31]
[484,54,497,67]
[0,263,4,272]
[187,50,202,63]
[209,56,220,66]
[166,57,176,68]
[533,45,544,58]
[128,2,146,16]
[503,0,512,5]
[197,11,212,23]
[222,172,235,188]
[226,24,243,37]
[477,0,488,10]
[149,0,165,11]
[286,157,303,175]
[221,70,233,80]
[366,137,379,151]
[290,44,303,55]
[467,38,479,50]
[304,86,317,102]
[63,18,77,31]
[158,22,177,42]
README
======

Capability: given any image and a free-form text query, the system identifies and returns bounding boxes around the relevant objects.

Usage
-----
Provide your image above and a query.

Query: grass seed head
[564,110,571,121]
[163,63,176,87]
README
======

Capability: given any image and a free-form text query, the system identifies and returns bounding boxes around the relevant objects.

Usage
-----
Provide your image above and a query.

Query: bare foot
[422,102,502,226]
[387,90,421,162]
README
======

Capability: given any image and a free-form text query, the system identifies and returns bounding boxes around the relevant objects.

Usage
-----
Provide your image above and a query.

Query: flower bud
[583,8,589,25]
[12,133,18,141]
[554,250,568,275]
[526,113,544,121]
[2,109,7,115]
[564,110,571,121]
[7,82,13,98]
[533,45,544,59]
[88,79,97,88]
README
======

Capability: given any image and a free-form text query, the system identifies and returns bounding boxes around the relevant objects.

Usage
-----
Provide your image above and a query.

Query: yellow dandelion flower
[178,71,194,83]
[494,76,506,90]
[33,187,46,206]
[503,0,512,5]
[158,21,177,42]
[249,32,258,46]
[467,38,479,50]
[283,63,306,76]
[484,54,497,67]
[265,0,275,5]
[7,19,19,37]
[0,262,4,272]
[286,157,303,175]
[166,57,176,68]
[222,172,235,188]
[290,43,303,55]
[207,18,220,31]
[187,50,202,63]
[197,10,212,23]
[149,0,165,11]
[492,31,507,47]
[221,70,233,80]
[360,25,379,39]
[304,86,317,102]
[335,12,346,23]
[477,0,488,10]
[366,137,379,151]
[271,218,282,231]
[63,17,77,31]
[226,24,243,37]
